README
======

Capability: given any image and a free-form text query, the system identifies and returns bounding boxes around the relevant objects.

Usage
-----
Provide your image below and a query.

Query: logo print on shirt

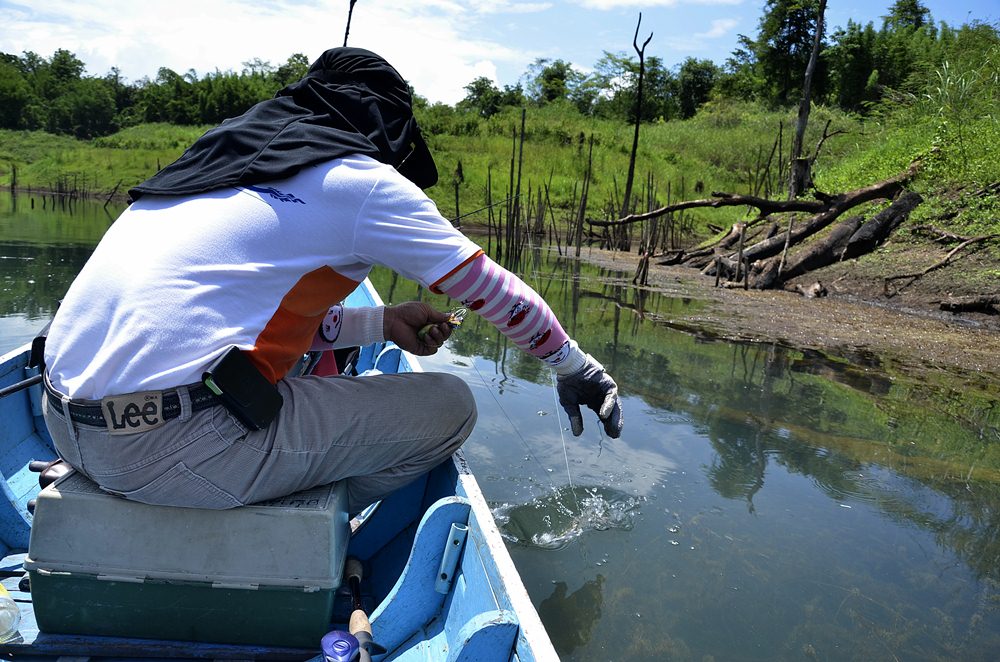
[463,297,486,311]
[320,304,344,343]
[506,300,530,327]
[247,185,306,205]
[528,329,551,350]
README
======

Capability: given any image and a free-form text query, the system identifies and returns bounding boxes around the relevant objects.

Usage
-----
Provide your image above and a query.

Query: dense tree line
[458,0,997,121]
[0,50,309,138]
[0,0,996,140]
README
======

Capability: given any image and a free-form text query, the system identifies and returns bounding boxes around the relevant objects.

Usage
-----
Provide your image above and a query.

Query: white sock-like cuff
[551,340,589,376]
[335,306,385,348]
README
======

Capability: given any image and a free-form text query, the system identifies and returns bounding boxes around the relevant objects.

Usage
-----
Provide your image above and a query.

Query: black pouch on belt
[202,347,283,430]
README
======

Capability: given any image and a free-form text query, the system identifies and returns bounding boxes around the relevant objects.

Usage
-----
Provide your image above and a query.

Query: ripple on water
[492,485,642,550]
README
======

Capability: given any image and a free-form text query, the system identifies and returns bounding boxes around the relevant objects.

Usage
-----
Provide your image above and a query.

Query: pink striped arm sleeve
[434,254,586,374]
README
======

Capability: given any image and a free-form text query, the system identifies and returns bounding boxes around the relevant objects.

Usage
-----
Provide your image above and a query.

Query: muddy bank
[570,246,1000,380]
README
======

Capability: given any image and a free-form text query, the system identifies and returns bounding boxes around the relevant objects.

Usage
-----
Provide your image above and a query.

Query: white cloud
[696,18,739,39]
[347,2,539,104]
[0,0,545,104]
[575,0,741,8]
[577,0,676,7]
[468,0,554,13]
[665,15,741,53]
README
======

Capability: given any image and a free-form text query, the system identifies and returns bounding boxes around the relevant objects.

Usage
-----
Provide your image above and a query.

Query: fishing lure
[417,307,468,341]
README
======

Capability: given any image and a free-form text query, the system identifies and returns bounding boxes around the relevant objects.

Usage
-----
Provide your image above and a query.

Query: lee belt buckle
[101,391,166,434]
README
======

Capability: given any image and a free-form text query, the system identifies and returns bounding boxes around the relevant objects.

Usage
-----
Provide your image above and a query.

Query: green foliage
[677,57,719,119]
[0,49,310,136]
[456,77,525,118]
[585,52,680,121]
[524,58,582,105]
[755,0,825,106]
[825,20,881,111]
[0,60,32,128]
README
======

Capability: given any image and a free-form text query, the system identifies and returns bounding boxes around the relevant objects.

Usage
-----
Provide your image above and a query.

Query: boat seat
[22,469,350,648]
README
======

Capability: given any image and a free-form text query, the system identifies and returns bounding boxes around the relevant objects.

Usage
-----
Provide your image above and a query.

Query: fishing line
[469,356,561,492]
[520,242,584,512]
[551,373,583,514]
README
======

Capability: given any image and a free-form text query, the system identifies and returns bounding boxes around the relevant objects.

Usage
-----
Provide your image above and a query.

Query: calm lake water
[3,191,1000,661]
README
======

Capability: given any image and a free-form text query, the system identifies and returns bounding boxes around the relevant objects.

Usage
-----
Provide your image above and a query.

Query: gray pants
[44,372,477,513]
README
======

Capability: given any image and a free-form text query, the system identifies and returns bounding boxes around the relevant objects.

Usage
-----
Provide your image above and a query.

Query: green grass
[1,93,996,241]
[0,124,210,195]
[422,101,870,233]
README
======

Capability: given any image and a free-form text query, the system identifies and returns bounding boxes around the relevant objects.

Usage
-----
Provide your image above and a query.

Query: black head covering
[128,47,437,200]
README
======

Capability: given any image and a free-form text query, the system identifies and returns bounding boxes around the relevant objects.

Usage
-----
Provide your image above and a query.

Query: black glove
[556,354,623,438]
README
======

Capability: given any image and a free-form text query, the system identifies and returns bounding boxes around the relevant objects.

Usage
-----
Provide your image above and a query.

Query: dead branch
[939,295,1000,314]
[883,233,1000,297]
[911,225,971,244]
[972,182,1000,198]
[810,119,847,163]
[586,192,828,229]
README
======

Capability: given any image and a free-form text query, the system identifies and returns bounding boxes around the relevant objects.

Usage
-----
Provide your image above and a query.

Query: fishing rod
[448,194,521,225]
[319,558,385,662]
[346,557,385,662]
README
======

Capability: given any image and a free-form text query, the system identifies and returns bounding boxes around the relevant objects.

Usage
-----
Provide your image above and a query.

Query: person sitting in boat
[40,47,624,514]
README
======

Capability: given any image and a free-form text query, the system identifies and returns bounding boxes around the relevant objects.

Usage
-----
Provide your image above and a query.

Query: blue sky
[1,1,996,105]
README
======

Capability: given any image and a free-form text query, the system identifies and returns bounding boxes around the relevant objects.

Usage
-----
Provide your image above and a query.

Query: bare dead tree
[788,0,827,199]
[621,13,653,226]
[452,160,463,226]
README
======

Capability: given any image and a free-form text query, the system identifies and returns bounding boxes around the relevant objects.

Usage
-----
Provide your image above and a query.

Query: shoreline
[569,245,1000,381]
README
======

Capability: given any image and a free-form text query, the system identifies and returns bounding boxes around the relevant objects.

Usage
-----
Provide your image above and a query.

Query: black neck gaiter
[128,47,437,201]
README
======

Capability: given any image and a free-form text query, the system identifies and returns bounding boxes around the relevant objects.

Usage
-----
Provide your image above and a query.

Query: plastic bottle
[0,584,20,643]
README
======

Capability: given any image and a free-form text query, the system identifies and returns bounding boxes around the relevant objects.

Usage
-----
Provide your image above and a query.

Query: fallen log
[746,190,923,290]
[779,215,864,281]
[644,163,918,272]
[727,170,913,265]
[841,191,923,260]
[939,295,1000,314]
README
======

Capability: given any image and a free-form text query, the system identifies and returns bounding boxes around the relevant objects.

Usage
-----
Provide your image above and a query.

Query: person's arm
[311,303,453,356]
[348,166,622,437]
[435,254,623,438]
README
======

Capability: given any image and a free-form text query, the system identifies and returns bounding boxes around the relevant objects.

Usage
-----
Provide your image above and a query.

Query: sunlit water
[494,485,643,550]
[3,192,1000,661]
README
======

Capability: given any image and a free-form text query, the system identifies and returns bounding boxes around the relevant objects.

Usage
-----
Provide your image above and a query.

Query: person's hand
[556,355,623,438]
[383,302,453,356]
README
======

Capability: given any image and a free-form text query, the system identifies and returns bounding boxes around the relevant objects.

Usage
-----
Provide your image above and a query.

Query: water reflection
[538,575,605,655]
[0,192,122,350]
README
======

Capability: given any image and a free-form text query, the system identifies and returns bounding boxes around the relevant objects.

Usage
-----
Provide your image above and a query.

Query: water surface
[4,192,1000,661]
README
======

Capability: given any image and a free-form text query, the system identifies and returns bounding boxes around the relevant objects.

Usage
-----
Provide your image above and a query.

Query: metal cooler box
[23,470,350,648]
